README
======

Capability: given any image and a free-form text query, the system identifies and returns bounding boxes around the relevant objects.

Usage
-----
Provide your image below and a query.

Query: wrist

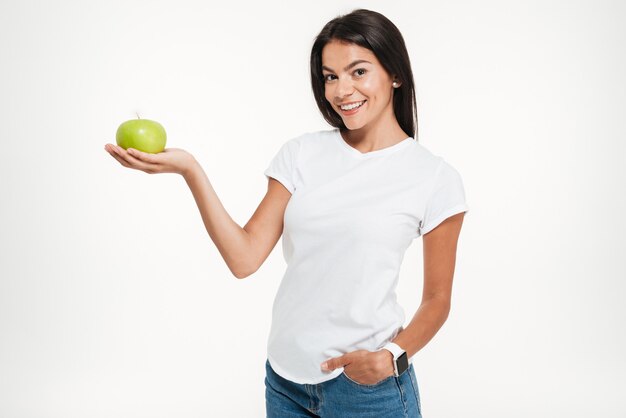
[380,341,409,377]
[181,157,200,179]
[377,348,395,375]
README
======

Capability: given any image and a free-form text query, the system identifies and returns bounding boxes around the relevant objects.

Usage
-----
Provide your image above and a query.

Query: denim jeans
[265,358,422,417]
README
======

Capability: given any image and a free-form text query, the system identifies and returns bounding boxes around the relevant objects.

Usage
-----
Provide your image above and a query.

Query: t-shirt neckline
[334,128,414,158]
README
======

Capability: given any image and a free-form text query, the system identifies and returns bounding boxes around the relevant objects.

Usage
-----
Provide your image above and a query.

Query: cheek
[358,79,379,98]
[324,86,333,103]
[361,79,374,89]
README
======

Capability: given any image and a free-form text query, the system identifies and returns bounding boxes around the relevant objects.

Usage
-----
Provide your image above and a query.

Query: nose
[334,76,354,101]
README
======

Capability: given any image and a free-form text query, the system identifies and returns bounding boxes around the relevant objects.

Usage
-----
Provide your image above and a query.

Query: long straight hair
[310,9,418,140]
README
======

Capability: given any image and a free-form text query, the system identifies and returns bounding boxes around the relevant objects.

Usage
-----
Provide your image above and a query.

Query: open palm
[104,144,196,176]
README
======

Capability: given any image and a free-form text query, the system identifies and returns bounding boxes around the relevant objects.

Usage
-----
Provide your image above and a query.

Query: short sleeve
[419,160,469,236]
[264,138,299,194]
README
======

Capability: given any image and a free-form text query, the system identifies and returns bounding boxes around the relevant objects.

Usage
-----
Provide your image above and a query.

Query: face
[321,40,399,132]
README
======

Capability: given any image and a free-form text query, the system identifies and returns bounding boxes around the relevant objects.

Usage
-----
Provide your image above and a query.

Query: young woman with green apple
[105,8,468,417]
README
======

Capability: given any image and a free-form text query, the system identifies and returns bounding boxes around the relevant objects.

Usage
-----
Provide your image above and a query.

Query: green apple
[116,117,166,154]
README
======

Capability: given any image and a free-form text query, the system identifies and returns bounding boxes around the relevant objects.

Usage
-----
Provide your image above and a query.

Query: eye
[354,68,366,76]
[323,74,336,83]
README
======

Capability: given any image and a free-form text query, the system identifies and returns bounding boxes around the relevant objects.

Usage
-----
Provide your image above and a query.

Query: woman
[105,8,468,417]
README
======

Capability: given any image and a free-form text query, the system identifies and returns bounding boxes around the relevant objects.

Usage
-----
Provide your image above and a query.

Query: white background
[1,0,624,417]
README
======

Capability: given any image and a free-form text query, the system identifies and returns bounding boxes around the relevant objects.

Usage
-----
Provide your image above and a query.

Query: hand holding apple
[105,144,197,176]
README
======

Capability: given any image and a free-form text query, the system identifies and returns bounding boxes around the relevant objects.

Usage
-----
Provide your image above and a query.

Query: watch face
[396,351,409,375]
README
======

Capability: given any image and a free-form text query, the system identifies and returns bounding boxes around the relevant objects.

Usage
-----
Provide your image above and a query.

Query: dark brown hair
[310,9,418,140]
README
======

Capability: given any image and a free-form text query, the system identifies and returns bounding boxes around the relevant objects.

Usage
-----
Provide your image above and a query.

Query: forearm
[182,160,252,278]
[392,297,451,359]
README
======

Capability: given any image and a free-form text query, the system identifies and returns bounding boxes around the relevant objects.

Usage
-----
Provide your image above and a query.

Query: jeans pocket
[341,370,395,389]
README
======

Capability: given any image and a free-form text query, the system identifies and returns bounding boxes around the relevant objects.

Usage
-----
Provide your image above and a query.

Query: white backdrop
[1,0,624,417]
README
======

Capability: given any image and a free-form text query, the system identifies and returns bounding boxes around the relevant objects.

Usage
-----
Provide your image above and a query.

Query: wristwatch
[380,342,409,377]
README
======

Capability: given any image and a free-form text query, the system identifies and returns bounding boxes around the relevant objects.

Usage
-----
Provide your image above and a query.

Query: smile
[339,100,366,110]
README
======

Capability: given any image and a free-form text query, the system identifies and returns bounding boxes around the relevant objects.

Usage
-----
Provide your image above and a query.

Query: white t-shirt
[263,128,469,384]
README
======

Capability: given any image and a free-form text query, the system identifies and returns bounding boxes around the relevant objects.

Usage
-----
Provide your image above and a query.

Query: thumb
[321,354,348,372]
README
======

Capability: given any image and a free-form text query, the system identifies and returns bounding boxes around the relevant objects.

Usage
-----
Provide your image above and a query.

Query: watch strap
[380,341,409,377]
[381,342,405,359]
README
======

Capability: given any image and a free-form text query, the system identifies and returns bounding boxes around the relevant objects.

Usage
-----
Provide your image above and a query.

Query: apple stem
[136,112,140,119]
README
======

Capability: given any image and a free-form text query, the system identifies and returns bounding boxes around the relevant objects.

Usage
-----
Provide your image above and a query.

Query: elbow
[232,270,247,280]
[439,299,452,319]
[438,297,451,313]
[232,266,251,279]
[424,295,451,318]
[231,260,259,280]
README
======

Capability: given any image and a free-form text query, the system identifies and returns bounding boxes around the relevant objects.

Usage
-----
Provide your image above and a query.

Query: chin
[343,121,366,131]
[342,119,365,131]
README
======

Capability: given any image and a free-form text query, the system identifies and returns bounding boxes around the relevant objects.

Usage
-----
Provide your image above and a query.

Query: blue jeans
[265,359,422,417]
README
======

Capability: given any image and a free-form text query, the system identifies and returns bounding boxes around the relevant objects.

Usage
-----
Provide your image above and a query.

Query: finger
[106,145,132,168]
[322,354,349,371]
[122,149,162,173]
[111,145,157,173]
[126,147,162,164]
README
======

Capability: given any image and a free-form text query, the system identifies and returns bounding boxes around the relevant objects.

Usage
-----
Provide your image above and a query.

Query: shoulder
[266,129,336,169]
[290,128,336,145]
[280,128,337,159]
[276,128,334,149]
[411,142,463,177]
[402,141,444,177]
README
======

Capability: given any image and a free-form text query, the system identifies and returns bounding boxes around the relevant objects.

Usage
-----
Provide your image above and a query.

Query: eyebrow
[321,59,372,73]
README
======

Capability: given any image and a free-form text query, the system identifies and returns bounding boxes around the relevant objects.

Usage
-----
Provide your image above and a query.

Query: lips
[338,100,367,110]
[338,99,367,116]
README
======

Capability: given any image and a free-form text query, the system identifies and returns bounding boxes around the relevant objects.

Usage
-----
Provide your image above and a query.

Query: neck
[341,108,408,152]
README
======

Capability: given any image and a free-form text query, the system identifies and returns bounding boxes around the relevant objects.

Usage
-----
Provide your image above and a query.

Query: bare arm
[104,144,290,279]
[183,162,291,279]
[392,211,465,358]
[182,161,252,278]
[241,177,292,277]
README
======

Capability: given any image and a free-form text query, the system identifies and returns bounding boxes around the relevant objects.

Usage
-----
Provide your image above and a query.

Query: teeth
[340,101,365,110]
